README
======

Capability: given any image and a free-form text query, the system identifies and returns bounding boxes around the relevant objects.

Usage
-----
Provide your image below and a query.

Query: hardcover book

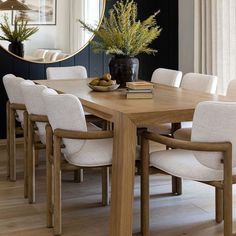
[126,81,154,90]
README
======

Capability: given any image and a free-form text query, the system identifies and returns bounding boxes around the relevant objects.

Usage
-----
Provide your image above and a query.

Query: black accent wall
[0,0,178,139]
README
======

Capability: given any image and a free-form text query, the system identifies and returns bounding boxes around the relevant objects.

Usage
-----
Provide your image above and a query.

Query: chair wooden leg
[172,176,182,195]
[223,148,233,236]
[54,135,62,235]
[215,187,223,223]
[6,101,10,178]
[141,135,150,236]
[102,167,109,206]
[9,106,16,181]
[23,111,28,198]
[28,118,35,203]
[35,150,40,167]
[73,168,83,183]
[46,124,53,228]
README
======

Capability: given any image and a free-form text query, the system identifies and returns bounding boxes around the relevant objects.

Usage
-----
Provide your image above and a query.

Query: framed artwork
[12,0,57,25]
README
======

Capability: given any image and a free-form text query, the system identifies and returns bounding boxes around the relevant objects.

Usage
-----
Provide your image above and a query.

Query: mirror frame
[0,0,106,64]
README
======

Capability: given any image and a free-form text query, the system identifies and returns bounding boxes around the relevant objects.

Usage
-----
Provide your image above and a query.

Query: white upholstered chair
[141,101,236,236]
[20,80,48,203]
[20,81,89,204]
[46,65,87,80]
[173,73,218,141]
[46,65,107,129]
[180,72,217,94]
[151,68,182,87]
[147,68,183,136]
[42,88,114,235]
[3,74,28,189]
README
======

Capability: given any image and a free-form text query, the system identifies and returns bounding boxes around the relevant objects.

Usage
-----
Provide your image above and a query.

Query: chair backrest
[46,66,87,80]
[3,74,25,123]
[151,68,182,87]
[191,101,236,170]
[44,51,59,62]
[181,73,217,94]
[226,80,236,97]
[56,53,69,61]
[42,88,87,156]
[20,80,48,144]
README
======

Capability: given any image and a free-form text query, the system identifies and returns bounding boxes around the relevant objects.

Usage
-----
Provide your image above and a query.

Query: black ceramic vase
[8,42,24,57]
[109,56,139,87]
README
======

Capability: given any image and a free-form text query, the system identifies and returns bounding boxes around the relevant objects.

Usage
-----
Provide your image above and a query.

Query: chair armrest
[29,114,49,122]
[10,103,26,110]
[54,128,113,140]
[142,131,231,152]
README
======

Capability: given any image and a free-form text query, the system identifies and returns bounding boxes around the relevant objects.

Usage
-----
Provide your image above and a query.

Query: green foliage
[79,0,162,57]
[0,15,38,43]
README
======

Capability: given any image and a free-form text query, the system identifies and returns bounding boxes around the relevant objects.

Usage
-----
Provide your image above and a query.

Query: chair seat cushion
[150,149,236,181]
[173,128,192,141]
[64,139,141,167]
[64,138,113,167]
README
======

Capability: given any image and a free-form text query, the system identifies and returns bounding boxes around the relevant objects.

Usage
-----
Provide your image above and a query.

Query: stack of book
[126,81,154,99]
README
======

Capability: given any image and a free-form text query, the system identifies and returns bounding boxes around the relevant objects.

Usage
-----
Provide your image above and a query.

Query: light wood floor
[0,143,236,236]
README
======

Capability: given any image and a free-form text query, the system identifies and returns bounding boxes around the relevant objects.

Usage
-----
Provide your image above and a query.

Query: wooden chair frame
[27,114,85,204]
[140,131,233,236]
[137,122,182,195]
[6,101,28,190]
[51,128,113,235]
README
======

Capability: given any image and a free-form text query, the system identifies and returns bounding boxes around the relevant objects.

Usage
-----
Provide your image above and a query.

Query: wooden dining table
[36,78,229,236]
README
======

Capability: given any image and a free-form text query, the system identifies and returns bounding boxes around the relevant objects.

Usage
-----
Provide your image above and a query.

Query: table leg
[109,114,136,236]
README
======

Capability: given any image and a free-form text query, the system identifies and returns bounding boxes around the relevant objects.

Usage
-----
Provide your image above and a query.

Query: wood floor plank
[0,145,236,235]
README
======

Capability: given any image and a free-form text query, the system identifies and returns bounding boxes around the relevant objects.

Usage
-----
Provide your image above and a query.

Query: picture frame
[12,0,57,25]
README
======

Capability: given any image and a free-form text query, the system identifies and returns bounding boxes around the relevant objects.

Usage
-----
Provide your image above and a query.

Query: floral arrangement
[0,15,38,43]
[79,0,161,57]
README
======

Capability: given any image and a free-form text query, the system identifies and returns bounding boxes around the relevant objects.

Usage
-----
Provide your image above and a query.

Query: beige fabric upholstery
[180,72,217,94]
[174,77,236,141]
[33,49,48,58]
[3,74,25,123]
[226,80,236,97]
[56,53,69,60]
[44,51,59,62]
[150,101,236,181]
[42,88,113,167]
[20,81,48,144]
[173,127,191,141]
[151,68,182,87]
[46,66,87,80]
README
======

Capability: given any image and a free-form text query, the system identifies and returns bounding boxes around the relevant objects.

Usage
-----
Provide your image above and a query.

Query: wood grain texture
[0,0,179,139]
[35,79,230,236]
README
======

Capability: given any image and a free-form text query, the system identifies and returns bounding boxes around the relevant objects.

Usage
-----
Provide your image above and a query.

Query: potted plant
[79,0,161,87]
[0,15,38,57]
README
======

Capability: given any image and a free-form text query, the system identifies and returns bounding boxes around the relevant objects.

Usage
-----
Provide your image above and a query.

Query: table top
[35,78,229,126]
[35,78,232,236]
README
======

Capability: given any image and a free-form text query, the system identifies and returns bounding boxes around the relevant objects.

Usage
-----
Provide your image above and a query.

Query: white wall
[179,0,194,74]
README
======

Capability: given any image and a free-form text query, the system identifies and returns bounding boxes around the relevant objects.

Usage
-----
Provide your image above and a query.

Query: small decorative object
[0,15,38,57]
[79,0,161,87]
[88,73,120,92]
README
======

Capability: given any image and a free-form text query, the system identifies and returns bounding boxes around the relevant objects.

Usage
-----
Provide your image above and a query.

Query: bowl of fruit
[88,73,120,92]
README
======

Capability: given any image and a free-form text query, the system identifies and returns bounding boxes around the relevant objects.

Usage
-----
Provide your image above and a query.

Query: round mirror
[0,0,106,63]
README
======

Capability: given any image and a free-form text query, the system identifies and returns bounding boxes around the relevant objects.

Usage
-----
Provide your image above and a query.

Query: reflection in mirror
[0,0,105,62]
